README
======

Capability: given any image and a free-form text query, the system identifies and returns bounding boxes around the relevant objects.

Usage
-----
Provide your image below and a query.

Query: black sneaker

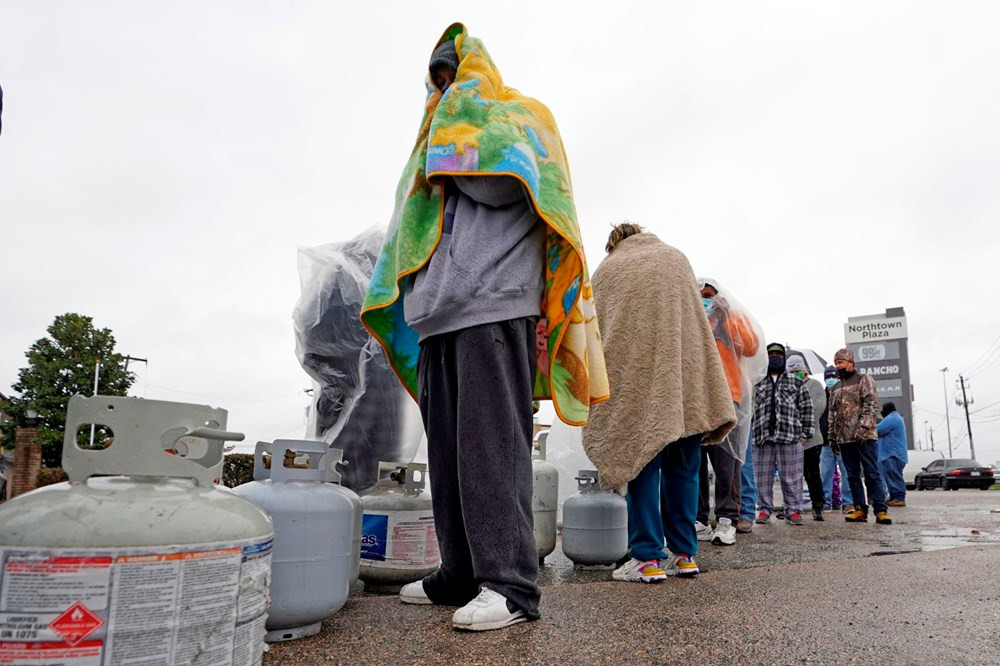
[812,508,824,521]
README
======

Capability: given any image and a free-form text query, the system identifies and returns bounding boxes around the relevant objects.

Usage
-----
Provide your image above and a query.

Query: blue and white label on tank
[360,514,389,562]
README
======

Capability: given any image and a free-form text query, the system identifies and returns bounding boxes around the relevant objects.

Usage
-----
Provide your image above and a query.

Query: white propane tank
[531,431,558,563]
[233,440,354,642]
[561,469,628,569]
[359,462,439,587]
[325,448,363,589]
[0,395,273,666]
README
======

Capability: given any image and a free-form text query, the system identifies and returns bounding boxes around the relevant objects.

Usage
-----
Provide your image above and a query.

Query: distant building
[0,392,10,427]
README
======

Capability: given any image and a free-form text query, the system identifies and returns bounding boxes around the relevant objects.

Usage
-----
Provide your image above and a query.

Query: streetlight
[940,367,952,458]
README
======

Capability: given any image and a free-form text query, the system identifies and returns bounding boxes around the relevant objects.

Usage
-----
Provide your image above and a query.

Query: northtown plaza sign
[844,316,908,343]
[844,308,914,449]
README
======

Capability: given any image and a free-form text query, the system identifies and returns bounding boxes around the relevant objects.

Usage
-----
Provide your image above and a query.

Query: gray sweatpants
[417,318,541,618]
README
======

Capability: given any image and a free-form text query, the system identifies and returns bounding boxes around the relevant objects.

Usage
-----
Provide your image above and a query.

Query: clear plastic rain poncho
[293,228,423,494]
[696,277,767,463]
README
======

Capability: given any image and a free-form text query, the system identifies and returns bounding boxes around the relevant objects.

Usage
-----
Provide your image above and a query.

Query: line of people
[368,26,907,632]
[587,224,909,585]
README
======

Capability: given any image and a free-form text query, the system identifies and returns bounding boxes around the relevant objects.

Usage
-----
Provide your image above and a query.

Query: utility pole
[940,367,952,457]
[923,420,928,450]
[957,375,976,460]
[89,360,101,448]
[123,355,148,372]
[929,426,934,452]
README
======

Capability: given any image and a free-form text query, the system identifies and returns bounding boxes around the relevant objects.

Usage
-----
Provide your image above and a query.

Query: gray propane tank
[0,395,273,666]
[359,461,439,587]
[233,440,354,642]
[561,469,628,569]
[531,431,558,563]
[325,447,363,589]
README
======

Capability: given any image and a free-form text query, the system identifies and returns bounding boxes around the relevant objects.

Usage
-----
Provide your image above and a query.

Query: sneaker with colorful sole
[662,554,700,577]
[612,558,667,583]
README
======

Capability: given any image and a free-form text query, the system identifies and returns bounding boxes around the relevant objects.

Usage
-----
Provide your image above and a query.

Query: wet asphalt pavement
[264,489,1000,665]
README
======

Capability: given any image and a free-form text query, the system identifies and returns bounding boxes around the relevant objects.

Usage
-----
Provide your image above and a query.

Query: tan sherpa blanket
[583,233,737,492]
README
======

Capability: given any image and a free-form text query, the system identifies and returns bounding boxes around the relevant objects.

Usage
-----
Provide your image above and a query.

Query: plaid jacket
[752,373,815,446]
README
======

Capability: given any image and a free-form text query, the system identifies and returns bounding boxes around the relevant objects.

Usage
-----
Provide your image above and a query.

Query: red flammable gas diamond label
[49,601,104,646]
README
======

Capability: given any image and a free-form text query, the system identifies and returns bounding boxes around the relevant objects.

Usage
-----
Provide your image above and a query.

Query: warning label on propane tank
[0,537,272,666]
[360,510,439,569]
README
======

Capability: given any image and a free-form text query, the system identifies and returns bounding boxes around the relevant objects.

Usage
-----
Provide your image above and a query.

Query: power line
[962,333,1000,376]
[970,399,1000,415]
[967,348,1000,379]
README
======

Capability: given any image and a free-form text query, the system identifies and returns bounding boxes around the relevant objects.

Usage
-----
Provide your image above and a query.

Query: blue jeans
[739,428,757,521]
[840,440,888,514]
[626,435,702,562]
[880,456,906,501]
[820,446,853,507]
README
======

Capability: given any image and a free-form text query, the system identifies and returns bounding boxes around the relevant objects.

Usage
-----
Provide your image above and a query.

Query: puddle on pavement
[918,528,1000,551]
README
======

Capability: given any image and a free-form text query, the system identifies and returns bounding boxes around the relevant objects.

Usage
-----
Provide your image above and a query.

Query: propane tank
[0,395,272,666]
[325,448,363,589]
[233,440,354,642]
[531,431,558,563]
[561,469,628,569]
[359,462,439,587]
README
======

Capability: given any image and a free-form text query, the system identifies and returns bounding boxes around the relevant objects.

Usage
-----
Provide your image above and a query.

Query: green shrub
[36,467,68,488]
[223,453,255,488]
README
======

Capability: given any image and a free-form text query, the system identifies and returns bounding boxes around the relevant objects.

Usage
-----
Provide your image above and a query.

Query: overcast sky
[2,1,999,464]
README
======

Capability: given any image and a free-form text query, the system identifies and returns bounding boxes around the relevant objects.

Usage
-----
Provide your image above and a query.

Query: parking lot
[265,489,1000,665]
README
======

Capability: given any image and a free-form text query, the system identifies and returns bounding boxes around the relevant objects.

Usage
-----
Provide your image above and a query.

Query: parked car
[904,450,945,490]
[914,458,995,490]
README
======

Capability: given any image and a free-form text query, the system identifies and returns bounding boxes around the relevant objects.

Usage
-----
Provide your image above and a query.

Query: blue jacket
[876,412,908,463]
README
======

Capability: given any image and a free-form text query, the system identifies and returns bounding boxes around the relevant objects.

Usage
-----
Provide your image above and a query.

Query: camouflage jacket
[828,372,880,444]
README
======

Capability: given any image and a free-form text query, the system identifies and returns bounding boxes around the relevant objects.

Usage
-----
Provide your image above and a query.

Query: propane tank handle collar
[62,394,239,487]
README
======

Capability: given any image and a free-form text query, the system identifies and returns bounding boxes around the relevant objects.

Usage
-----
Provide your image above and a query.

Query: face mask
[836,367,854,380]
[702,298,714,316]
[825,378,837,388]
[768,357,785,373]
[792,371,807,380]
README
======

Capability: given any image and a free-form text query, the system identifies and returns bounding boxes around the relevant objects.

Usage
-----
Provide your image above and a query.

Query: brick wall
[10,427,41,498]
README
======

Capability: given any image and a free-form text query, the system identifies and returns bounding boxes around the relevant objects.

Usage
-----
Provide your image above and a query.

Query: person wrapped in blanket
[690,278,764,542]
[395,37,546,632]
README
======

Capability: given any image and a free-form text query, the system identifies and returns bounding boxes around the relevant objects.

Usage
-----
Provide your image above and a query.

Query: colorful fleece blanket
[360,23,609,425]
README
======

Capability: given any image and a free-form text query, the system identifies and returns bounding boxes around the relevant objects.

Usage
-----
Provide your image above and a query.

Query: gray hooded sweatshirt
[403,175,545,341]
[803,377,827,449]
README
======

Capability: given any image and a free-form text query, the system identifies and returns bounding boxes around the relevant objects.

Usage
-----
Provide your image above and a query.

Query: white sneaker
[711,517,736,546]
[452,588,526,631]
[695,520,714,542]
[399,580,432,605]
[612,558,667,583]
[661,554,700,577]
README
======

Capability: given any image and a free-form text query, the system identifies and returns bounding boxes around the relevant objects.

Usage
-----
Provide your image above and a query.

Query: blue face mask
[825,378,838,388]
[702,298,714,316]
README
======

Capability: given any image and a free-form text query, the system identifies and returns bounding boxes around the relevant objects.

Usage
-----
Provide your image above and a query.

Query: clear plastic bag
[697,277,767,463]
[293,228,422,494]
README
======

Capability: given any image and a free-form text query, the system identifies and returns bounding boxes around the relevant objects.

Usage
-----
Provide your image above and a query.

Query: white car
[904,450,946,490]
